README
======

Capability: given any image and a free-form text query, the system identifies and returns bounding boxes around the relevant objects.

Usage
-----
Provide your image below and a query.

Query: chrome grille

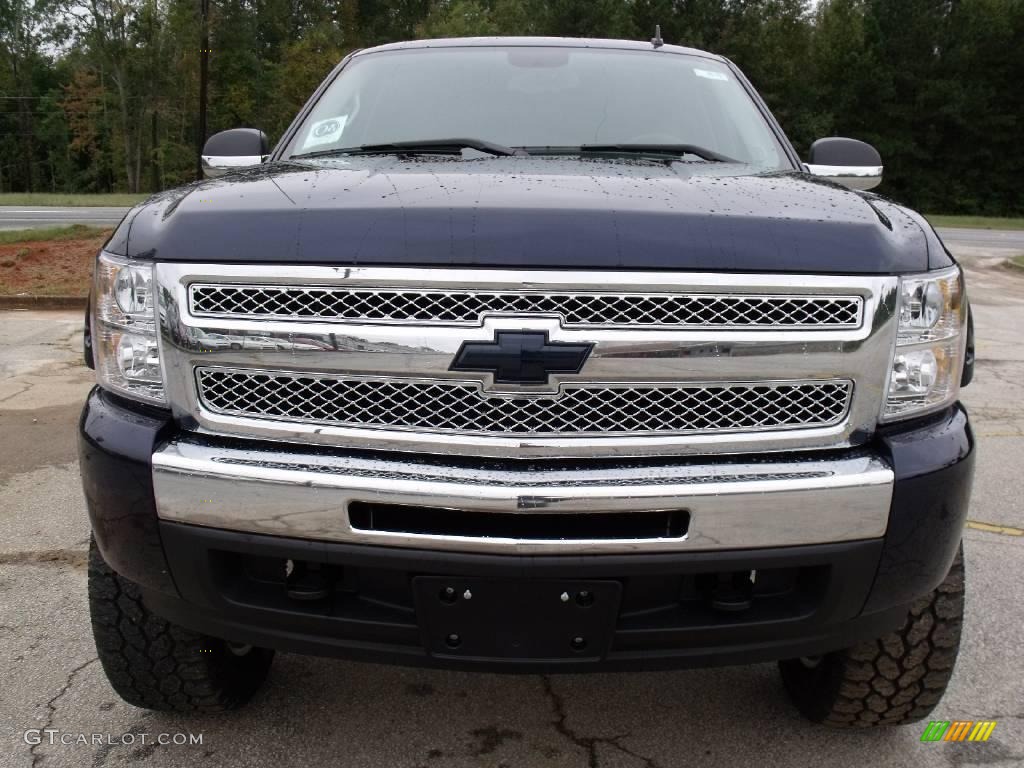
[189,285,863,328]
[196,368,852,436]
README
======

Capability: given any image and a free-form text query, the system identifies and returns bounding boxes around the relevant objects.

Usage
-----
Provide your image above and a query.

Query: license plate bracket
[413,577,621,662]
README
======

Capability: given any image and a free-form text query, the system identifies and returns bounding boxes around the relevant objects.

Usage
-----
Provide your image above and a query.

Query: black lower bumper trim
[149,521,903,672]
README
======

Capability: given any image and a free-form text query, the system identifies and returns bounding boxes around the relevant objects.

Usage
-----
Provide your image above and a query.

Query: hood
[110,156,940,274]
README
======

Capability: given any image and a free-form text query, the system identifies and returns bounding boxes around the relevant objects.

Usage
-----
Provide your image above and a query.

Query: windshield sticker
[694,68,730,82]
[302,115,348,149]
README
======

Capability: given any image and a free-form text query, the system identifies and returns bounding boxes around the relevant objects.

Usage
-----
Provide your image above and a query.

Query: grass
[0,225,112,245]
[1009,254,1024,270]
[926,214,1024,230]
[0,192,147,207]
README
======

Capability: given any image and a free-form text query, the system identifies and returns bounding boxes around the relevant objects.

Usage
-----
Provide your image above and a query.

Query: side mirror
[201,128,269,178]
[806,137,883,191]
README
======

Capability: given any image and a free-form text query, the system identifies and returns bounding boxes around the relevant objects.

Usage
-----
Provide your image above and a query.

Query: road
[940,227,1024,260]
[1,205,1024,258]
[1,252,1023,768]
[0,206,129,231]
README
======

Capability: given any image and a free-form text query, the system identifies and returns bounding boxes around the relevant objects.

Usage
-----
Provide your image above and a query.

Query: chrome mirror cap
[807,137,883,191]
[806,164,884,191]
[201,155,267,179]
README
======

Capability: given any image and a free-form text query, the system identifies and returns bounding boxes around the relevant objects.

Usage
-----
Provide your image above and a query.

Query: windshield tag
[302,116,348,149]
[694,68,729,82]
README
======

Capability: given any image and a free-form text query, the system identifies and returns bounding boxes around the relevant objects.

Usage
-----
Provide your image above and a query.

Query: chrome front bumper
[152,438,894,555]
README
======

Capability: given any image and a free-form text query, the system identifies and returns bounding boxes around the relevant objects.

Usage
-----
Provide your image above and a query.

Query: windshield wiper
[577,144,736,162]
[293,138,523,159]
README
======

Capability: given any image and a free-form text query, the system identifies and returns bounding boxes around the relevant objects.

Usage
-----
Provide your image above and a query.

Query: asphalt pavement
[940,228,1024,260]
[1,249,1023,768]
[0,207,129,231]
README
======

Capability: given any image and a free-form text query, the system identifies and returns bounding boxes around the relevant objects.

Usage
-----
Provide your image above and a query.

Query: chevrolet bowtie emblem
[450,331,593,386]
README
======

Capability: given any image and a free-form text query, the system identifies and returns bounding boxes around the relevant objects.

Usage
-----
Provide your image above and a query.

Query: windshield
[284,46,790,171]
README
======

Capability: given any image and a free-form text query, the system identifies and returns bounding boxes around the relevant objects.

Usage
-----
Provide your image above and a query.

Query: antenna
[651,24,664,48]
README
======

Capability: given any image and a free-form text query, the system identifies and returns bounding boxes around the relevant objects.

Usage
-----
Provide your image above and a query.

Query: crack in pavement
[0,383,32,403]
[540,676,667,768]
[90,712,157,768]
[973,360,1024,391]
[29,657,99,768]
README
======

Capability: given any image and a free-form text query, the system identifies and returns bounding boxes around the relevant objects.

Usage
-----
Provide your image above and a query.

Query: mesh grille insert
[196,368,852,436]
[190,285,863,328]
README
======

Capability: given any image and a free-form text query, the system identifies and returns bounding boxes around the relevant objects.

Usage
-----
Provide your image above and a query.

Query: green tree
[0,0,1019,213]
[0,0,57,190]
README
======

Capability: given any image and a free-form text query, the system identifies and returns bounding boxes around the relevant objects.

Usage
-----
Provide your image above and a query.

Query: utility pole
[196,0,210,180]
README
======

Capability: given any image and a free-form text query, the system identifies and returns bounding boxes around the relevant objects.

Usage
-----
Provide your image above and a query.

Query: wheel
[88,537,274,712]
[778,543,965,727]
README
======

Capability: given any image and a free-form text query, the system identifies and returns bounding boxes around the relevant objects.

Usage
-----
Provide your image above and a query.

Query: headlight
[92,252,166,404]
[882,266,966,421]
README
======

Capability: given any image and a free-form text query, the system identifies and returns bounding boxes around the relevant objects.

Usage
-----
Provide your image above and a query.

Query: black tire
[88,537,274,712]
[779,543,965,728]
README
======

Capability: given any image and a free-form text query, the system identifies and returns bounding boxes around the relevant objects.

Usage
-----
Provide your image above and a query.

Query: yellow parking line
[966,520,1024,537]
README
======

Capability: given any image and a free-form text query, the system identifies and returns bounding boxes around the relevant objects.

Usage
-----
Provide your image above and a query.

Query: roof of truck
[354,36,725,63]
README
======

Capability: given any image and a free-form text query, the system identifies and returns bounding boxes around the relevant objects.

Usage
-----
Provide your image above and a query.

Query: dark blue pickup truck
[80,37,973,728]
